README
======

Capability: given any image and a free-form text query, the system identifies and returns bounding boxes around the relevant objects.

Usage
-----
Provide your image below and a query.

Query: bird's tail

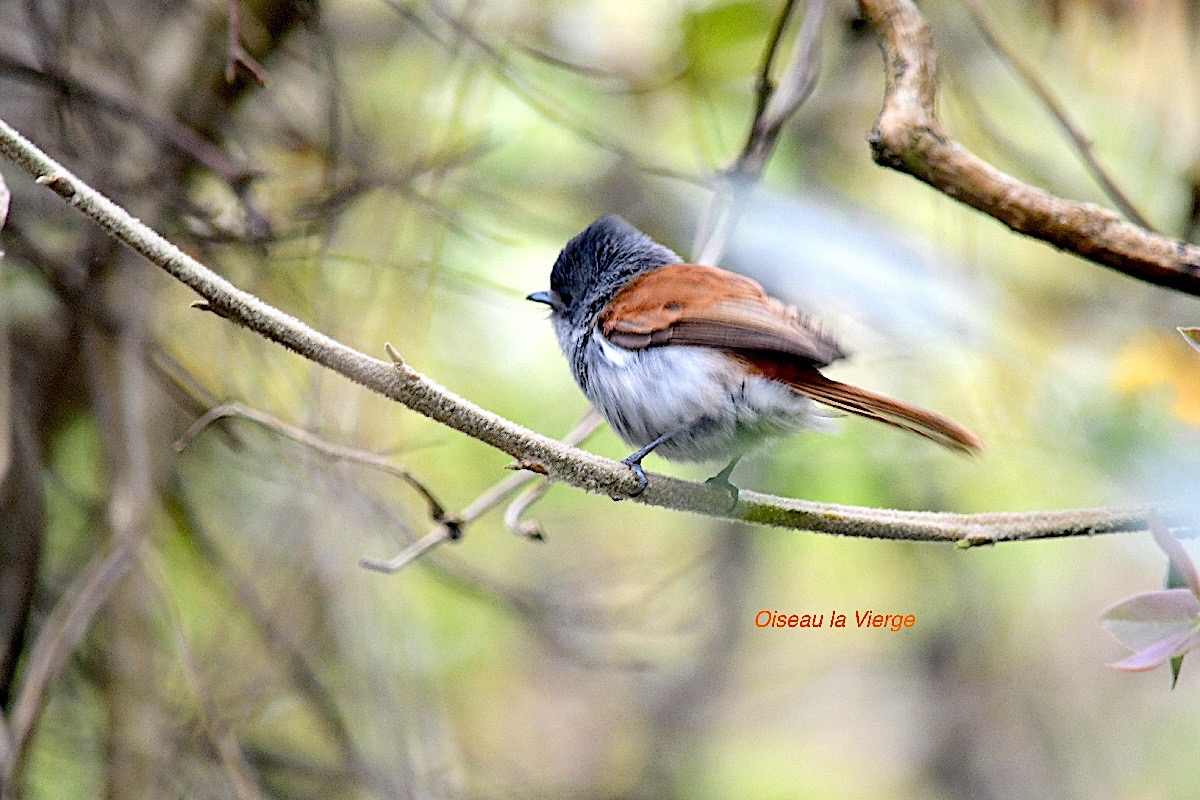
[781,367,983,455]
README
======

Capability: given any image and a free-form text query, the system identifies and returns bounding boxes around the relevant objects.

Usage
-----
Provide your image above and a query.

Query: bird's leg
[619,429,679,498]
[705,456,742,510]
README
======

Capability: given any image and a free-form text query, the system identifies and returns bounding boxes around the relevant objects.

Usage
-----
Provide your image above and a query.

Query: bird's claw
[619,456,649,498]
[705,472,740,511]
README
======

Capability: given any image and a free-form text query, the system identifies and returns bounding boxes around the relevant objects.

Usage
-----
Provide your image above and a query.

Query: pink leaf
[1111,626,1200,672]
[1100,589,1200,651]
[1149,514,1200,598]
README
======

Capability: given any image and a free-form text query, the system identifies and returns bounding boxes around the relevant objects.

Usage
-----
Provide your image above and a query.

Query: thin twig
[858,0,1200,296]
[959,0,1153,231]
[144,555,269,800]
[503,481,551,540]
[693,0,828,265]
[174,401,454,528]
[0,115,1156,544]
[750,0,801,125]
[165,483,382,791]
[361,411,603,572]
[226,0,269,86]
[0,715,11,780]
[0,170,11,484]
[512,42,689,96]
[0,50,258,188]
[360,528,458,574]
[501,410,603,540]
[3,539,138,785]
[391,0,705,188]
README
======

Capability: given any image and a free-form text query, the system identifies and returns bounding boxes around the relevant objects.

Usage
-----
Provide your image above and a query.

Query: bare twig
[391,0,704,188]
[360,528,458,574]
[749,0,801,126]
[512,42,688,96]
[143,556,268,800]
[174,401,454,528]
[693,0,828,265]
[858,0,1200,296]
[502,410,603,540]
[0,50,258,188]
[226,1,269,86]
[179,633,269,800]
[959,0,1153,231]
[0,715,11,780]
[164,483,382,790]
[0,170,10,484]
[739,0,827,173]
[503,481,551,540]
[362,411,603,572]
[0,116,1156,544]
[3,539,137,784]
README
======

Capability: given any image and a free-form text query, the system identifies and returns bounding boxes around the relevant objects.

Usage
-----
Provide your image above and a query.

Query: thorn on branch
[383,342,404,366]
[190,299,234,321]
[507,460,547,475]
[35,173,76,201]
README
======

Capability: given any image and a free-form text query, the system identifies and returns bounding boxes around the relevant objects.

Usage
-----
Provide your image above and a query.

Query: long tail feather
[785,370,983,455]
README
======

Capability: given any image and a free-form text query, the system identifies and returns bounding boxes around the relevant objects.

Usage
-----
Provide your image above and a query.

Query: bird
[528,214,982,499]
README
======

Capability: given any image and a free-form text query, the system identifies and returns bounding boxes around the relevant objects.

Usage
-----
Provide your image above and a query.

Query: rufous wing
[599,264,845,366]
[599,263,982,454]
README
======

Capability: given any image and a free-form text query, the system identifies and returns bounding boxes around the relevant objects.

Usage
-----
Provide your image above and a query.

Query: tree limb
[957,0,1153,232]
[0,116,1154,544]
[858,0,1200,297]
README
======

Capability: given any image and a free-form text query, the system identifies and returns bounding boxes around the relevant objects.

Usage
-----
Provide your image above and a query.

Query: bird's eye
[557,290,572,306]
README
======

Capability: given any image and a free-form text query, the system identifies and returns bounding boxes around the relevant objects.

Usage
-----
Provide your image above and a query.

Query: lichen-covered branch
[0,116,1153,544]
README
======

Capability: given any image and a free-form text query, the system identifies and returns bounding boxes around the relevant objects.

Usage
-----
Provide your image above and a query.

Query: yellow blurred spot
[1113,331,1200,425]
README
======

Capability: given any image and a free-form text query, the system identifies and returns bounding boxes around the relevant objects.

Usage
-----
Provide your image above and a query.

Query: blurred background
[2,0,1200,797]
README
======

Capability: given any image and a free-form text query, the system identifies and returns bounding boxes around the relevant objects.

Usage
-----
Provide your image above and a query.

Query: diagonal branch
[693,0,828,266]
[3,538,137,784]
[174,401,455,529]
[858,0,1200,297]
[360,410,602,573]
[0,116,1155,544]
[958,0,1153,231]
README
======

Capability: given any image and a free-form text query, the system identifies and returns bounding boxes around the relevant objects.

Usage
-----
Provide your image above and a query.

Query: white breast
[581,333,824,463]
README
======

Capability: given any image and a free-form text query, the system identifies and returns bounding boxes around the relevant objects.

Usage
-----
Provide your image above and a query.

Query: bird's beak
[527,290,559,309]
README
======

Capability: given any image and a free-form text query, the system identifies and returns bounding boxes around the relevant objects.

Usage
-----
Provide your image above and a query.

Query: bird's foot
[705,458,741,511]
[619,455,649,498]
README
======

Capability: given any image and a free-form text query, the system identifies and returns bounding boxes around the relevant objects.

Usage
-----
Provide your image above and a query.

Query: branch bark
[858,0,1200,297]
[0,116,1154,545]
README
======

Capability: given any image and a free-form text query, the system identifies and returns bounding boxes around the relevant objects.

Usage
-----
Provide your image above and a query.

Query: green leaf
[1180,327,1200,353]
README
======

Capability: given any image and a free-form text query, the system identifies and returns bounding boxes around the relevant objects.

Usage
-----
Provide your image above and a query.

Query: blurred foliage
[2,0,1200,798]
[1114,330,1200,424]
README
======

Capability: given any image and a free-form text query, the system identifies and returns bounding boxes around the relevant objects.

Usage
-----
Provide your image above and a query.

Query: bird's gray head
[527,215,681,328]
